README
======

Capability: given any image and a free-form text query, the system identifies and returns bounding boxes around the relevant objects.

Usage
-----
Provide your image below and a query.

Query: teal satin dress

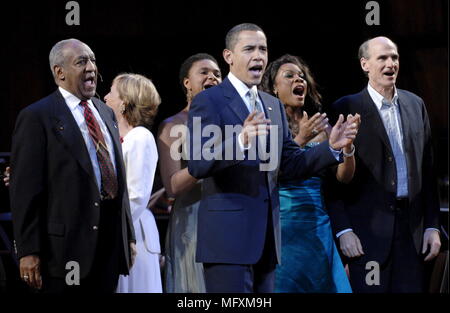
[275,143,352,293]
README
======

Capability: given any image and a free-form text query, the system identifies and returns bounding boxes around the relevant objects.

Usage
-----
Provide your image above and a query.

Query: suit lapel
[396,91,412,155]
[360,89,393,155]
[221,78,250,124]
[50,90,97,185]
[259,91,276,124]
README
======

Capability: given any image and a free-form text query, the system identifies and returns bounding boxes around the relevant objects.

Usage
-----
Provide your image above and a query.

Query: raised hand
[295,111,328,146]
[3,166,10,187]
[329,114,360,151]
[240,111,271,146]
[343,114,361,153]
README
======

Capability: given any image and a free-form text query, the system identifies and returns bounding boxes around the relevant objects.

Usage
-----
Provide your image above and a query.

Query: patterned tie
[80,100,118,200]
[248,88,261,113]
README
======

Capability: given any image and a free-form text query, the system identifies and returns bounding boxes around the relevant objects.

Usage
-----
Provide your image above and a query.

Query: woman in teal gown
[260,54,360,293]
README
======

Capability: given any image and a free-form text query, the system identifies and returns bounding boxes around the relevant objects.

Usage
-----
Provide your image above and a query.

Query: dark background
[0,1,447,194]
[0,0,448,188]
[0,0,448,294]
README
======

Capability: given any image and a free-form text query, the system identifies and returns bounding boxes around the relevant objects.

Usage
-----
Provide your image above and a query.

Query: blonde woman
[104,73,162,293]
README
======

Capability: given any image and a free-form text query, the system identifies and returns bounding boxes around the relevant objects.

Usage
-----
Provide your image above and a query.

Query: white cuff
[336,228,353,238]
[329,145,342,161]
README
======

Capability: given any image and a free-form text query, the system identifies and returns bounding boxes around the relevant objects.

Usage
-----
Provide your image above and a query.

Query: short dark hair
[225,23,264,51]
[179,53,219,95]
[260,54,322,114]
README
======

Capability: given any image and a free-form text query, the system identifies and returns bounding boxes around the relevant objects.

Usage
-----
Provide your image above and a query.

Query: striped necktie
[248,89,261,113]
[80,100,118,200]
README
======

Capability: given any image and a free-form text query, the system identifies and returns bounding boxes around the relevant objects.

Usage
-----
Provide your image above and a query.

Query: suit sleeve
[9,107,47,259]
[420,99,440,229]
[278,98,340,181]
[324,98,353,234]
[187,92,245,179]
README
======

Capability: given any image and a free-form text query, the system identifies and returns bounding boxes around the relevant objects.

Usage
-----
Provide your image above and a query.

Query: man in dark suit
[326,36,441,292]
[187,23,359,293]
[9,39,136,293]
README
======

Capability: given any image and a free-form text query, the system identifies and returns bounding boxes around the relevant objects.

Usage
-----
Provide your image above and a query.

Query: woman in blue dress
[260,55,360,293]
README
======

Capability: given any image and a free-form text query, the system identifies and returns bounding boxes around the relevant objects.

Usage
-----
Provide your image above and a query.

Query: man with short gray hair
[327,36,441,292]
[9,38,136,293]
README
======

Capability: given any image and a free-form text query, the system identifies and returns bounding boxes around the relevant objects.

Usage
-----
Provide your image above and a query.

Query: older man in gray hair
[327,36,441,292]
[9,38,136,293]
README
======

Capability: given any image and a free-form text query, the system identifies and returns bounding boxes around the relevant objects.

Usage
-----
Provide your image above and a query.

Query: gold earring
[120,103,126,114]
[187,89,193,104]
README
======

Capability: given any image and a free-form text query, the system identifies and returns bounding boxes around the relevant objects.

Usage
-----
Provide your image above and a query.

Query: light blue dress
[275,143,352,293]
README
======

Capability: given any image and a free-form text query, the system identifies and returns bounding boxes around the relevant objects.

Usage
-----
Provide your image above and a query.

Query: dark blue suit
[187,77,340,292]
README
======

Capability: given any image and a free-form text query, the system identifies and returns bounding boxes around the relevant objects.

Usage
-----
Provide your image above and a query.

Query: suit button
[391,180,395,186]
[94,202,99,207]
[388,156,393,162]
[390,205,395,211]
[92,226,98,230]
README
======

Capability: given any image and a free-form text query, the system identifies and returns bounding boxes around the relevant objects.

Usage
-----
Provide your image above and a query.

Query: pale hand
[422,229,441,261]
[130,242,137,268]
[3,166,10,187]
[339,231,364,258]
[329,114,360,151]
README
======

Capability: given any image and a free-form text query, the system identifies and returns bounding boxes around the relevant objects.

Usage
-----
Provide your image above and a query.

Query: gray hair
[225,23,264,51]
[358,39,371,60]
[48,38,81,78]
[358,36,398,60]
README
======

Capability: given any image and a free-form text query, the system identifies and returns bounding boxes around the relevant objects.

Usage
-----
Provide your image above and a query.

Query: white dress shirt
[228,72,265,117]
[367,83,408,198]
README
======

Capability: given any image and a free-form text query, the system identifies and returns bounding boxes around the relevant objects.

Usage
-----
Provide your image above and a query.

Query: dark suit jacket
[188,77,339,265]
[9,89,135,279]
[326,87,440,264]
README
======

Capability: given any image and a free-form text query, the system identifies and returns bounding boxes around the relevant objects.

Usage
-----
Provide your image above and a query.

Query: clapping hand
[329,114,361,151]
[2,166,10,187]
[296,112,329,146]
[240,111,271,146]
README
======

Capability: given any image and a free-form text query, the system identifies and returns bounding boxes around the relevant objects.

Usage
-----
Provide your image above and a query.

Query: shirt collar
[227,72,259,100]
[58,86,93,111]
[367,83,398,110]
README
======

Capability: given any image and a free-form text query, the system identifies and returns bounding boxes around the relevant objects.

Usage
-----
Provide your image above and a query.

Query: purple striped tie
[80,100,118,199]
